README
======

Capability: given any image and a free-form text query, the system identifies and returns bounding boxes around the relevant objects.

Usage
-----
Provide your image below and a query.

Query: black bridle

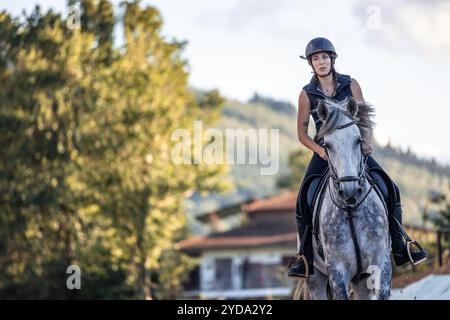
[321,119,378,284]
[322,120,372,210]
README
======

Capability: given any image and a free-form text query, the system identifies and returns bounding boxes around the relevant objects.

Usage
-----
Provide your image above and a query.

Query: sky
[2,0,450,165]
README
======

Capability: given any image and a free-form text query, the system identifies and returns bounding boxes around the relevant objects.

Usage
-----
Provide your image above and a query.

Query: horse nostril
[346,196,357,205]
[338,189,345,197]
[357,187,363,196]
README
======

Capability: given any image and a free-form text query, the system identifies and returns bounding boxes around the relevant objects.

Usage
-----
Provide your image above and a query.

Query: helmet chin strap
[316,69,333,77]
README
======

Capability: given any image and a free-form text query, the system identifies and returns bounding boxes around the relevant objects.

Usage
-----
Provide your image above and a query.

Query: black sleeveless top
[302,73,353,131]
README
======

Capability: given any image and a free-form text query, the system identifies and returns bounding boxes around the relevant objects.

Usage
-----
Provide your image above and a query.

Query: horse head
[316,97,367,207]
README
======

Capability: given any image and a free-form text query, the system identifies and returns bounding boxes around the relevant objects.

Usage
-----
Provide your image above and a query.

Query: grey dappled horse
[298,98,391,300]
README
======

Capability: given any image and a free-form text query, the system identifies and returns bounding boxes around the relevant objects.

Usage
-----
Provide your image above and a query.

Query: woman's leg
[296,153,329,233]
[288,153,328,278]
[366,156,428,265]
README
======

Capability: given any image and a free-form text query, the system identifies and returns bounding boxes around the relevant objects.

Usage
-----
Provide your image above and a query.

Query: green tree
[423,185,450,254]
[427,186,450,231]
[0,0,231,299]
[276,148,311,190]
[0,5,96,298]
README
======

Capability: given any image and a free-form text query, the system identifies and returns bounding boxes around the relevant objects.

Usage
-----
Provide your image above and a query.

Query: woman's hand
[317,146,328,161]
[362,144,373,156]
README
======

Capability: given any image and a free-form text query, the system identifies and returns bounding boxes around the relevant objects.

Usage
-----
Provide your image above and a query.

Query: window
[183,266,200,291]
[242,259,287,289]
[213,258,233,290]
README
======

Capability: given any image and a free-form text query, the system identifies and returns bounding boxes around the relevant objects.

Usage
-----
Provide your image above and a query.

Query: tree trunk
[135,231,152,300]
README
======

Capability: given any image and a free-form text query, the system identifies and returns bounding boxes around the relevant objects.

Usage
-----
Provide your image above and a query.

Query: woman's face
[311,52,332,76]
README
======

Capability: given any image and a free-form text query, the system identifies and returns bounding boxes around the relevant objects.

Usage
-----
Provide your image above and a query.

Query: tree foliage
[276,148,311,190]
[0,0,231,299]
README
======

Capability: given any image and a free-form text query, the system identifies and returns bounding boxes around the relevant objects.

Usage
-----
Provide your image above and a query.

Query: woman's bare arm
[297,90,326,158]
[351,78,365,103]
[351,78,373,153]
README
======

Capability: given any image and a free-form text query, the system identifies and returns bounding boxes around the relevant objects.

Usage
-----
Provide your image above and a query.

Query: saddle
[297,168,330,261]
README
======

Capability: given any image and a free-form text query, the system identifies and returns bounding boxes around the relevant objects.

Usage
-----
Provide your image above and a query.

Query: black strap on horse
[328,179,376,284]
[346,207,367,283]
[299,224,310,257]
[324,119,376,284]
[391,215,426,265]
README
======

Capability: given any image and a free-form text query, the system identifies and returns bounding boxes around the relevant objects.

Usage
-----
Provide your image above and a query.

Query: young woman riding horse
[287,37,428,279]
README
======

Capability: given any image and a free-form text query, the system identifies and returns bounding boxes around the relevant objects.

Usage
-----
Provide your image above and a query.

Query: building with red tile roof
[179,191,299,299]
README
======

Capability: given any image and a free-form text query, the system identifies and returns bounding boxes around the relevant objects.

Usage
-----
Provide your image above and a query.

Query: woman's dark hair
[312,53,338,97]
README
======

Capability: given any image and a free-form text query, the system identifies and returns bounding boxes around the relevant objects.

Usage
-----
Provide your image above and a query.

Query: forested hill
[185,92,450,229]
[243,92,450,179]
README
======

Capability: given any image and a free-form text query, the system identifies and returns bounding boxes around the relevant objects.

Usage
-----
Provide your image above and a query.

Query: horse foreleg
[306,269,329,300]
[327,264,350,300]
[351,279,372,300]
[376,261,392,300]
[367,257,392,300]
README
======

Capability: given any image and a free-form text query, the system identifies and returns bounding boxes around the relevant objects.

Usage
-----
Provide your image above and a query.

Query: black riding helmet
[300,37,338,61]
[300,37,338,77]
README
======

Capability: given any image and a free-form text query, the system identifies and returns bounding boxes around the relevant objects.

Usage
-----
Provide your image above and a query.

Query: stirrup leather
[392,216,427,266]
[407,240,427,266]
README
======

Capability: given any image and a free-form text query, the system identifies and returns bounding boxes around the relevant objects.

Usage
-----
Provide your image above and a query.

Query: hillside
[185,93,450,232]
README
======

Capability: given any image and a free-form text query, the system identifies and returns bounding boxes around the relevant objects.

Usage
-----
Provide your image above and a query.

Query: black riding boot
[287,225,314,278]
[369,164,428,267]
[390,203,428,266]
[287,190,314,278]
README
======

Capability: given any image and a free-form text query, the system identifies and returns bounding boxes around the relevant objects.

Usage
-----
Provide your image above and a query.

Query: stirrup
[407,240,427,266]
[288,254,310,279]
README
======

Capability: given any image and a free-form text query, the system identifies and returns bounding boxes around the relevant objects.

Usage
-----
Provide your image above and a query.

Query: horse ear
[317,100,329,121]
[346,97,358,116]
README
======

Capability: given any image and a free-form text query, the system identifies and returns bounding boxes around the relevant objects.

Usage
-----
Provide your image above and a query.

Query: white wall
[197,247,295,298]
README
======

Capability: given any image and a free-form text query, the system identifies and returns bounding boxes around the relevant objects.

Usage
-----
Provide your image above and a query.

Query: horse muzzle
[338,183,363,207]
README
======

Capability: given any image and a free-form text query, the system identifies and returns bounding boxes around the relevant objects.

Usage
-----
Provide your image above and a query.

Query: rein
[325,121,367,198]
[322,119,374,283]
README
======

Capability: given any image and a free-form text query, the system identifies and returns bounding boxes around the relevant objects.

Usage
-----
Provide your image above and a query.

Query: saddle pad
[311,173,330,275]
[311,172,329,259]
